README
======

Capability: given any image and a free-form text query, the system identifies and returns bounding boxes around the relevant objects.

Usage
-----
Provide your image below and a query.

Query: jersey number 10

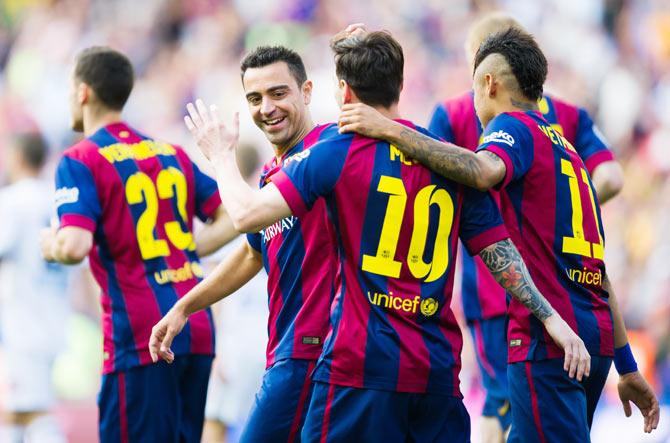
[125,167,195,260]
[561,159,604,260]
[362,175,453,283]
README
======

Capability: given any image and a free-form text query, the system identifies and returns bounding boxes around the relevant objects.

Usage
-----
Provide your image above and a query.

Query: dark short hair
[330,31,404,108]
[74,46,134,110]
[13,132,47,170]
[473,28,547,101]
[240,46,307,87]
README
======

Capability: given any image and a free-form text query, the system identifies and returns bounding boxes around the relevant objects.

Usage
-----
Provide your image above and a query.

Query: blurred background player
[0,132,70,443]
[39,46,235,443]
[425,12,624,442]
[337,28,659,441]
[185,30,590,443]
[151,46,339,442]
[201,144,268,443]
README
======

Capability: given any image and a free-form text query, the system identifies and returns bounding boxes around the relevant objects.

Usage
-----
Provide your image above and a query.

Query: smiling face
[242,61,312,151]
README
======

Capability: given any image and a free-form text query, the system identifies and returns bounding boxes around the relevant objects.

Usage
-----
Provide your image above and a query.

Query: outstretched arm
[149,240,263,363]
[338,103,505,190]
[605,274,660,433]
[184,99,292,233]
[478,239,591,380]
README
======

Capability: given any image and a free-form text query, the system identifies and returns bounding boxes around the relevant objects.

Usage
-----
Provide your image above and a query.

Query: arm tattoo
[479,239,554,321]
[394,127,504,189]
[396,127,483,188]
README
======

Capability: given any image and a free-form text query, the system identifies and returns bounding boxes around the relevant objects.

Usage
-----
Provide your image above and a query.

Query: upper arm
[56,225,94,263]
[0,195,16,257]
[458,186,509,255]
[55,155,102,232]
[476,115,534,189]
[270,138,348,217]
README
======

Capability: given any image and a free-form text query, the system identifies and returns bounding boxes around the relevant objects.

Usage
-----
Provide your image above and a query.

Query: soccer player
[39,47,235,443]
[0,133,69,443]
[182,31,588,442]
[150,47,340,442]
[426,13,624,442]
[337,29,659,441]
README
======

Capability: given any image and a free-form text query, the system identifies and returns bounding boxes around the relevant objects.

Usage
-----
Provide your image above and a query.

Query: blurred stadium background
[0,0,669,442]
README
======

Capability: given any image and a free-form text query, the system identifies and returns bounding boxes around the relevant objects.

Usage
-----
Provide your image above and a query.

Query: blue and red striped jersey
[55,122,220,374]
[429,91,615,322]
[477,111,614,363]
[271,121,509,395]
[246,124,339,367]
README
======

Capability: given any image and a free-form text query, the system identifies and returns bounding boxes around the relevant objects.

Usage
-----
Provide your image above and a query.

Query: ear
[485,73,497,98]
[302,80,313,105]
[342,80,354,104]
[77,82,90,105]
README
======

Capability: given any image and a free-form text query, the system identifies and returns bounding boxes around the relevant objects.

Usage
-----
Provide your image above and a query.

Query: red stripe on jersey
[265,227,285,367]
[584,150,615,175]
[320,383,336,443]
[328,135,374,388]
[388,154,433,392]
[273,171,309,216]
[293,198,337,359]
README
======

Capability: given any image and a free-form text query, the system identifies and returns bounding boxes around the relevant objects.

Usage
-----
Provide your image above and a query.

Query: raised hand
[184,98,239,162]
[338,103,396,138]
[618,371,660,433]
[542,314,591,381]
[149,307,188,364]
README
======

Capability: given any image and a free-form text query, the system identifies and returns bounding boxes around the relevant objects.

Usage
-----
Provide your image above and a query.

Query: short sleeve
[574,108,615,174]
[246,232,262,253]
[427,104,455,143]
[476,114,534,189]
[458,186,509,255]
[193,162,222,222]
[55,156,102,232]
[270,134,351,217]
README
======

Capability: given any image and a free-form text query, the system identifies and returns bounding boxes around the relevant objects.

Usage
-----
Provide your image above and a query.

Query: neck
[274,119,315,159]
[83,107,124,137]
[506,94,538,113]
[373,102,401,120]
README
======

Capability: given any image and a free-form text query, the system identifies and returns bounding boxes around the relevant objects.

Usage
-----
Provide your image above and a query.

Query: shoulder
[484,112,531,138]
[441,90,475,115]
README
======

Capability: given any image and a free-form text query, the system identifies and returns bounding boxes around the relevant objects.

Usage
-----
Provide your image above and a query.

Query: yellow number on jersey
[560,159,604,259]
[362,175,454,282]
[125,167,193,260]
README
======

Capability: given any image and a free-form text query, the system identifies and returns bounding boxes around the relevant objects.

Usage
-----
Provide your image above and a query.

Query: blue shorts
[468,316,511,430]
[507,355,612,443]
[301,382,470,443]
[98,354,213,443]
[239,358,316,443]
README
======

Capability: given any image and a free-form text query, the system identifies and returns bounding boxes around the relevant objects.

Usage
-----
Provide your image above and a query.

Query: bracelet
[614,343,638,375]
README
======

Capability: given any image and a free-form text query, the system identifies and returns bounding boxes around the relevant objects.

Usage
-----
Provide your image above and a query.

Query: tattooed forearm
[479,239,554,321]
[393,127,504,190]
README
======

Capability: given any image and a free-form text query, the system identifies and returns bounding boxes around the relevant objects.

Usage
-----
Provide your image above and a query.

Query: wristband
[614,343,638,375]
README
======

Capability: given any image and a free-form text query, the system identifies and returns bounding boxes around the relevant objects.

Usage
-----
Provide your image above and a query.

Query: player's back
[273,120,508,395]
[477,111,613,363]
[56,122,220,373]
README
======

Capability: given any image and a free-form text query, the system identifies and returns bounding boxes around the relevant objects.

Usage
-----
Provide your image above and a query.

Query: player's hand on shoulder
[617,370,660,433]
[149,307,187,364]
[39,226,57,262]
[338,103,394,138]
[542,313,591,381]
[184,98,239,163]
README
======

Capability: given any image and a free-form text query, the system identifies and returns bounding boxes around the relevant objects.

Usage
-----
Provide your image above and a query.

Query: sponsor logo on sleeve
[55,187,79,207]
[483,130,515,146]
